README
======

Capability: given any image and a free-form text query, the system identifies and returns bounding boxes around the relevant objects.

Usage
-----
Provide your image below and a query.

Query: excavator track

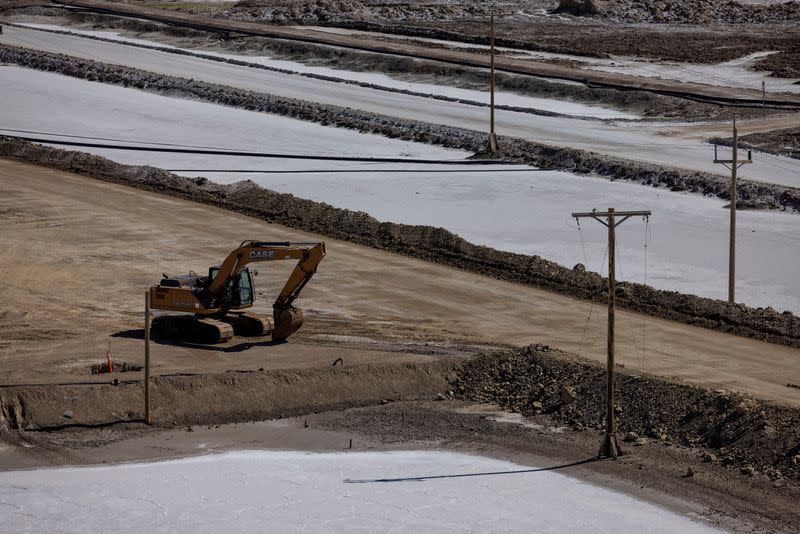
[151,315,234,344]
[219,312,273,337]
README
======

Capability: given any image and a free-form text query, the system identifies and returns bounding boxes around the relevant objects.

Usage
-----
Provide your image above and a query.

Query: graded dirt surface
[1,158,799,404]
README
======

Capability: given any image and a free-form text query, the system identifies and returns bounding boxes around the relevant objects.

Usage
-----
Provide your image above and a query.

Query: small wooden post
[144,291,152,425]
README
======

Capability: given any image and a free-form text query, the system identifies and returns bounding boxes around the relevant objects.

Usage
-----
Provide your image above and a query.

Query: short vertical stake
[144,291,152,425]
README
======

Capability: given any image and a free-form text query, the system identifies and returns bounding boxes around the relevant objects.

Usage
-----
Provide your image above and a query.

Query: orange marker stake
[106,339,113,373]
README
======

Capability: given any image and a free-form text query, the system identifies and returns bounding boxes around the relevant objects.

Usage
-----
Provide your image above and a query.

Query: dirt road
[1,158,798,403]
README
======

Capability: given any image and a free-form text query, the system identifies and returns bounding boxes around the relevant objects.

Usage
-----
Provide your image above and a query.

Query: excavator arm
[273,242,326,310]
[205,241,326,340]
[206,241,324,299]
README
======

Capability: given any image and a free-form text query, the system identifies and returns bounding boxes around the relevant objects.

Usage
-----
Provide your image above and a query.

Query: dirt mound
[232,0,491,25]
[2,137,798,349]
[557,0,800,24]
[556,0,607,16]
[0,360,456,429]
[753,50,800,79]
[452,345,800,480]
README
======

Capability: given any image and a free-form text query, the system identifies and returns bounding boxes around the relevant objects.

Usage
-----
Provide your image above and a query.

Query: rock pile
[452,345,800,480]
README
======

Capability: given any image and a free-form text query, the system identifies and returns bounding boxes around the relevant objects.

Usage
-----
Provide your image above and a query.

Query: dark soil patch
[557,0,800,24]
[227,1,800,64]
[753,51,800,80]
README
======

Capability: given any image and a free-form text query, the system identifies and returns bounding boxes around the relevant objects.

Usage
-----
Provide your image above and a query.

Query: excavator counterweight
[149,241,325,344]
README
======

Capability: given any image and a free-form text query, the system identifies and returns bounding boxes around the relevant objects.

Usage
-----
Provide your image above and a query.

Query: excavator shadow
[112,329,287,353]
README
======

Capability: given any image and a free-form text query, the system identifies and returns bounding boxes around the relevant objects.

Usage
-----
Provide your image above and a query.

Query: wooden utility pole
[572,208,651,459]
[487,11,499,154]
[144,291,152,425]
[714,118,752,304]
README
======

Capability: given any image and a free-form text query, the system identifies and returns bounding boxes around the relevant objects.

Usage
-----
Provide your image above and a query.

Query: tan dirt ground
[1,158,798,403]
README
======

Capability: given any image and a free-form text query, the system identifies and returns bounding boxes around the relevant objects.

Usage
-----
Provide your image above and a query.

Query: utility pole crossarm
[572,210,651,218]
[572,210,651,228]
[714,152,753,167]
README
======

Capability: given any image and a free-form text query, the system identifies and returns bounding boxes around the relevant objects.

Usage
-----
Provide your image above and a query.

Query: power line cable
[167,168,543,173]
[5,134,514,165]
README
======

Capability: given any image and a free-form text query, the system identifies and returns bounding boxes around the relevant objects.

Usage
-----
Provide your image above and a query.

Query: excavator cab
[208,266,255,309]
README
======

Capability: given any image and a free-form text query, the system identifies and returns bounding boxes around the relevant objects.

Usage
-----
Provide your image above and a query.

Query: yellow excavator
[149,241,326,343]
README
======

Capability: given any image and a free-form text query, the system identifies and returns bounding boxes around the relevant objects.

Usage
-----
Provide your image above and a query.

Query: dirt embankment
[452,345,800,482]
[2,138,798,349]
[557,0,800,24]
[711,126,800,160]
[1,43,797,213]
[0,360,458,430]
[753,50,800,80]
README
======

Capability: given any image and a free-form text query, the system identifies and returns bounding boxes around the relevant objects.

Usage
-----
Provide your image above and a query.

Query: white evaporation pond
[589,53,800,95]
[0,450,723,533]
[12,23,640,119]
[0,66,469,164]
